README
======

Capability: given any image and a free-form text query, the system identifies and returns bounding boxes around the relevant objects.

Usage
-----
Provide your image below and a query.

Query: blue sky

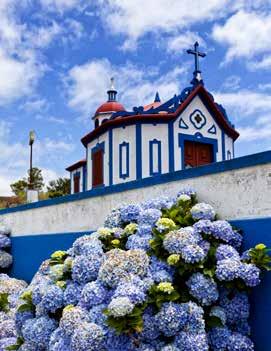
[0,0,271,194]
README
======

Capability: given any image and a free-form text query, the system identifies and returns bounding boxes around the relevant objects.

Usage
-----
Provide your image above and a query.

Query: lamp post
[29,130,35,190]
[27,131,38,203]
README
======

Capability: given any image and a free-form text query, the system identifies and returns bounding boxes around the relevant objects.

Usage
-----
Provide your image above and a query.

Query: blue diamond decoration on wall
[179,118,189,129]
[208,124,217,134]
[189,109,206,129]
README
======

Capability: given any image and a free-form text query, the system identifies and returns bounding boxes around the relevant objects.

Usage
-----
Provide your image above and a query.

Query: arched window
[101,118,109,125]
[95,119,99,128]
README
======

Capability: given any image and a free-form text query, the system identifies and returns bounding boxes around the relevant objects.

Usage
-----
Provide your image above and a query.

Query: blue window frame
[149,139,162,176]
[119,142,129,179]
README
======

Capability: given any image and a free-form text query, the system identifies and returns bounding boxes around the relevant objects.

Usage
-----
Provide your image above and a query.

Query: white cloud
[66,58,188,117]
[212,10,271,63]
[221,75,241,91]
[40,0,89,13]
[98,0,234,50]
[248,55,271,70]
[238,125,271,141]
[21,98,48,112]
[167,32,205,53]
[213,90,271,118]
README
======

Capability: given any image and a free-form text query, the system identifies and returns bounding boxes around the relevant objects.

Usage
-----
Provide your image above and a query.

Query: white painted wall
[112,125,136,184]
[3,162,270,236]
[173,95,225,170]
[141,123,169,177]
[225,133,234,160]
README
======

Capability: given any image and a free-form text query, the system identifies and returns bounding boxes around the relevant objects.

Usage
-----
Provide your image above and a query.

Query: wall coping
[0,150,270,216]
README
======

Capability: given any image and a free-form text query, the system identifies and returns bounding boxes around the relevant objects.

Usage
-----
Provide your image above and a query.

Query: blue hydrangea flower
[80,281,108,309]
[137,209,162,226]
[72,235,103,256]
[0,234,11,249]
[0,337,17,351]
[149,257,174,283]
[183,301,205,333]
[211,221,242,249]
[177,187,196,197]
[72,253,104,284]
[163,227,199,254]
[0,251,12,268]
[107,297,134,317]
[191,203,215,221]
[103,329,134,351]
[181,244,206,263]
[59,306,89,337]
[186,273,218,306]
[15,311,34,335]
[216,259,241,281]
[22,317,57,348]
[113,281,146,304]
[141,196,175,210]
[64,282,82,305]
[208,327,231,350]
[140,309,160,341]
[49,328,71,351]
[227,333,254,351]
[0,319,16,339]
[155,302,187,337]
[219,291,250,325]
[161,345,180,351]
[126,234,152,251]
[239,263,261,287]
[88,303,107,326]
[104,208,123,228]
[174,331,208,351]
[120,204,142,223]
[233,321,251,336]
[137,225,153,237]
[216,244,240,261]
[70,322,105,351]
[193,219,213,235]
[40,284,64,313]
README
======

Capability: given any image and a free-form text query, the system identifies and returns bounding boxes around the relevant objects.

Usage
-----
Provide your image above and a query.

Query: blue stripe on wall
[231,217,271,351]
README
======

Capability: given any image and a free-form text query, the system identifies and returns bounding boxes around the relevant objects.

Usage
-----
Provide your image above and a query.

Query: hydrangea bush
[0,224,12,272]
[9,189,271,350]
[0,274,28,351]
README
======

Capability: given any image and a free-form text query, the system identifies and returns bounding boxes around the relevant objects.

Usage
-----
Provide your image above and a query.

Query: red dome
[95,101,125,116]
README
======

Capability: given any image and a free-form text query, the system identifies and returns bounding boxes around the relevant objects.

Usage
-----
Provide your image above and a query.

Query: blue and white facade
[67,46,239,194]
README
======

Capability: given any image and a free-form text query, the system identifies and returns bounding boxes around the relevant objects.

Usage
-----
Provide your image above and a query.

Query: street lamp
[29,130,35,190]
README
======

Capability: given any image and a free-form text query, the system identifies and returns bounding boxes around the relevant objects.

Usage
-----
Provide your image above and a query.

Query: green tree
[10,179,28,198]
[46,177,70,198]
[27,167,44,191]
[10,167,44,198]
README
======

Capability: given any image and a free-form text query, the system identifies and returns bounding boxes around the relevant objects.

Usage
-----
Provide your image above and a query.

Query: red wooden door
[92,149,104,187]
[184,141,213,168]
[73,174,80,193]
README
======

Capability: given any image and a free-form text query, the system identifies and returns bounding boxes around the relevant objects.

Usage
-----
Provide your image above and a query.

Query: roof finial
[107,76,117,102]
[187,42,206,86]
[154,92,161,102]
[110,77,115,90]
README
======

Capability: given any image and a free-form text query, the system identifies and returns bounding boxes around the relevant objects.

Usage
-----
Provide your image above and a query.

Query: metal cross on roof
[187,42,206,85]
